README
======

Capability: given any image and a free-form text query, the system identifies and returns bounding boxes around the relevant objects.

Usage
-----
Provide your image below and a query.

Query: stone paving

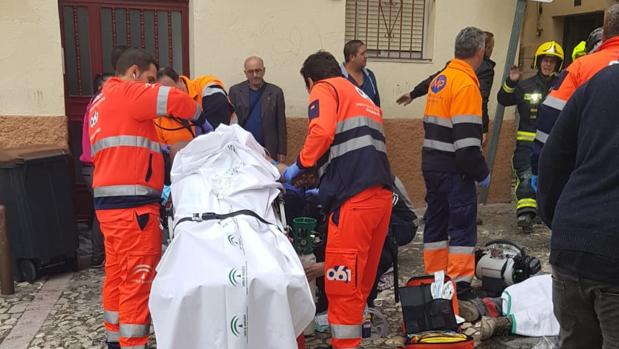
[0,204,558,349]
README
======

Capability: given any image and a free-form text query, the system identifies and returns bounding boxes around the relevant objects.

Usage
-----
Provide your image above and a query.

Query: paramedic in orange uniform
[283,51,393,349]
[88,48,201,349]
[155,66,234,145]
[421,27,490,300]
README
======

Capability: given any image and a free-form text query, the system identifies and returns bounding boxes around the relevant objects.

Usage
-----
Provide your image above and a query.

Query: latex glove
[283,182,302,195]
[160,185,171,205]
[531,175,538,192]
[283,162,302,183]
[478,174,491,189]
[305,188,319,197]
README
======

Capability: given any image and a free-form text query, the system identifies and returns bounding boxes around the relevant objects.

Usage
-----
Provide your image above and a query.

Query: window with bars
[345,0,427,60]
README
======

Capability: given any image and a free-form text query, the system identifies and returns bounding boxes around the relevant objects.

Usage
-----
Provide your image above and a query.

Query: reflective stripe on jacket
[421,59,488,181]
[90,78,200,209]
[298,76,392,213]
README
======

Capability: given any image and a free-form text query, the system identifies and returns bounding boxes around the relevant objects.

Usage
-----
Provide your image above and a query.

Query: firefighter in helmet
[497,41,564,231]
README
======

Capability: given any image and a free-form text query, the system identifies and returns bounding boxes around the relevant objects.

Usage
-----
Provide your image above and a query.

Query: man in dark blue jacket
[340,40,381,106]
[538,63,619,349]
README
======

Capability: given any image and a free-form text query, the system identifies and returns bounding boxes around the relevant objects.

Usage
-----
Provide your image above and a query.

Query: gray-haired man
[421,27,490,301]
[229,56,287,162]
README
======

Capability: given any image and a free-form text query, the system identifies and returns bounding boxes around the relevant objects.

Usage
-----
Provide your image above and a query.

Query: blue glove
[531,175,538,192]
[160,185,171,205]
[283,182,302,195]
[305,188,319,197]
[195,119,214,136]
[283,162,303,183]
[478,174,491,189]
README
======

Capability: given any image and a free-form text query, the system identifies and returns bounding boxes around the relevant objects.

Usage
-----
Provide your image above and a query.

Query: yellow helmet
[534,41,564,71]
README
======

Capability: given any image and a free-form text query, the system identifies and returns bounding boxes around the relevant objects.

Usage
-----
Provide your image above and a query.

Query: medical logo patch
[308,99,320,119]
[431,75,447,94]
[326,265,352,283]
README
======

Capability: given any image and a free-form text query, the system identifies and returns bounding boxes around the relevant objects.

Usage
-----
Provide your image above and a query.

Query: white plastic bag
[502,274,559,337]
[149,125,315,349]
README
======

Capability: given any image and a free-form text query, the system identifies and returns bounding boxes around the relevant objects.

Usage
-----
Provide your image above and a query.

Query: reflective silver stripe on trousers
[103,310,119,324]
[424,240,448,250]
[336,116,384,134]
[424,115,452,128]
[448,246,475,254]
[91,135,161,157]
[331,323,362,339]
[94,185,161,198]
[123,345,147,349]
[452,114,482,125]
[318,135,386,176]
[542,95,566,111]
[106,330,119,342]
[120,324,150,338]
[156,86,171,116]
[535,130,549,144]
[454,137,481,150]
[423,139,455,152]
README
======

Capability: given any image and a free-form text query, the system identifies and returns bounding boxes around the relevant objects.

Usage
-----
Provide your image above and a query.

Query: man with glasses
[229,56,288,162]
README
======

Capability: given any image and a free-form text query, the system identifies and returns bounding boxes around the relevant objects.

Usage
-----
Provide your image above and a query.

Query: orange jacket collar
[598,36,619,52]
[448,59,479,86]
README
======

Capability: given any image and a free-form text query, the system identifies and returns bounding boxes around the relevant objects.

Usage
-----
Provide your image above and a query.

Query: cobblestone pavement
[0,204,557,349]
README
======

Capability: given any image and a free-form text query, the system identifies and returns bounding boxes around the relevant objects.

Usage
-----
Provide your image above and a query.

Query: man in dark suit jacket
[229,56,287,162]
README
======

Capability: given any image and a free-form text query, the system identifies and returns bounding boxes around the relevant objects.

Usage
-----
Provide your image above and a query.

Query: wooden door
[59,0,189,223]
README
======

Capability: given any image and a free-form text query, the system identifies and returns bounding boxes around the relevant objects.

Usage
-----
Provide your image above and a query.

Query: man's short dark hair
[483,31,494,49]
[157,66,180,83]
[343,40,365,63]
[115,48,158,76]
[111,45,129,72]
[93,72,114,94]
[300,51,342,88]
[604,4,619,40]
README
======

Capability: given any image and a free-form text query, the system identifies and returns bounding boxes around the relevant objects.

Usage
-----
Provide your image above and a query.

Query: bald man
[229,56,287,162]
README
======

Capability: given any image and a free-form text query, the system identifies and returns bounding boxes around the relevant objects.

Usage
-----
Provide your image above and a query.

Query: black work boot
[106,342,121,349]
[517,213,533,233]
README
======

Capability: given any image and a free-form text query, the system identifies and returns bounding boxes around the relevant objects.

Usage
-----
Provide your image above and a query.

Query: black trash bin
[0,146,79,283]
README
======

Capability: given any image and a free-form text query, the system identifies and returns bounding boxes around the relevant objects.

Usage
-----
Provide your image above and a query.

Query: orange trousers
[96,204,161,349]
[325,187,393,349]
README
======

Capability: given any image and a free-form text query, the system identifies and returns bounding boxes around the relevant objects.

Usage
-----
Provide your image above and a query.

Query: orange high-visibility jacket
[89,78,200,209]
[154,75,229,144]
[298,77,392,212]
[421,59,488,181]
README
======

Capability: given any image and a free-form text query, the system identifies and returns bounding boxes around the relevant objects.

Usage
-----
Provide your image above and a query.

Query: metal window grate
[345,0,427,60]
[100,7,184,76]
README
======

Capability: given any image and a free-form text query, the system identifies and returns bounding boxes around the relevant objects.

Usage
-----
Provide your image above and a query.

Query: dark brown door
[59,0,189,223]
[563,11,604,66]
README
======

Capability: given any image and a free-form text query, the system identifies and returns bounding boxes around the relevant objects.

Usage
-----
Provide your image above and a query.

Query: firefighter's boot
[517,213,533,232]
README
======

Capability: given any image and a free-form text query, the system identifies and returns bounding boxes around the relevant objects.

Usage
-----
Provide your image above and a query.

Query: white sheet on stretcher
[149,124,315,349]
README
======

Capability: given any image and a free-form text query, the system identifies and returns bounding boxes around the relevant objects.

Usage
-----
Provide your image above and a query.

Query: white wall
[0,0,65,116]
[190,0,517,119]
